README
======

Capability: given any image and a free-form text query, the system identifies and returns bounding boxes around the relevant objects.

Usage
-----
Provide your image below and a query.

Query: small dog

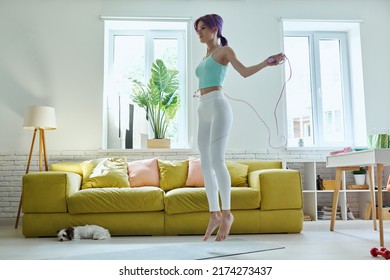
[57,225,111,241]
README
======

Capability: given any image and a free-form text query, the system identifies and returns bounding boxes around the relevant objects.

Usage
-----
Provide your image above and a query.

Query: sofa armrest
[22,171,82,213]
[248,169,302,210]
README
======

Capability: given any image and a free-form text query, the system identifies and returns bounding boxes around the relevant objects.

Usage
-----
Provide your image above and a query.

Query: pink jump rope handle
[267,57,277,63]
[267,54,286,64]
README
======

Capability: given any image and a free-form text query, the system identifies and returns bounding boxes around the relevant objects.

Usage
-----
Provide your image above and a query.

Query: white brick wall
[1,148,389,219]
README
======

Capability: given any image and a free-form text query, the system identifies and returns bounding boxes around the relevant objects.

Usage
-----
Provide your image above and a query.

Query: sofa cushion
[158,159,188,191]
[185,157,204,187]
[164,187,260,215]
[164,188,208,214]
[81,158,130,189]
[226,161,249,187]
[50,162,83,176]
[67,187,164,214]
[231,187,261,210]
[128,158,160,187]
[184,159,249,188]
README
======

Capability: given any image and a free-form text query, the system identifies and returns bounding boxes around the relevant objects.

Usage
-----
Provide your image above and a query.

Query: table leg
[377,164,384,247]
[330,167,342,231]
[366,165,377,230]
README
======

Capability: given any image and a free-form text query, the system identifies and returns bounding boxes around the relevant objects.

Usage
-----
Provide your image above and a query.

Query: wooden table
[326,149,390,247]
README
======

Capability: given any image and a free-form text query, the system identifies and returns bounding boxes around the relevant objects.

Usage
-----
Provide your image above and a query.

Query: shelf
[286,159,390,221]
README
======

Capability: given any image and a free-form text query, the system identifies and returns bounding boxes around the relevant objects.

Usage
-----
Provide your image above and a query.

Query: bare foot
[215,211,234,241]
[203,212,221,241]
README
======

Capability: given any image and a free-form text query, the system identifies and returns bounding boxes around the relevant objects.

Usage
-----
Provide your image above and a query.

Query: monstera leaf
[130,59,180,139]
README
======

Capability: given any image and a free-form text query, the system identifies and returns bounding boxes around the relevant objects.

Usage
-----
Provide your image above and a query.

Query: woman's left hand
[267,53,285,66]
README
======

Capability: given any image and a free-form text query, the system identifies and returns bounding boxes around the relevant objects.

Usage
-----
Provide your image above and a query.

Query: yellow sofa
[21,160,303,237]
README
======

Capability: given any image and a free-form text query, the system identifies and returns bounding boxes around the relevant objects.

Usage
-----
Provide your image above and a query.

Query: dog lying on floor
[57,225,111,241]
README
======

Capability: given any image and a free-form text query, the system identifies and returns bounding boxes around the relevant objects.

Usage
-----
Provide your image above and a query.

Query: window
[103,19,189,149]
[283,20,366,148]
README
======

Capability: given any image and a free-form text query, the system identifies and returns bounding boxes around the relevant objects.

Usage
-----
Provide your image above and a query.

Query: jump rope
[195,54,292,149]
[224,54,292,149]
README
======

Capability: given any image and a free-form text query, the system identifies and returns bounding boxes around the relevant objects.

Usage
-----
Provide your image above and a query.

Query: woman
[194,14,284,241]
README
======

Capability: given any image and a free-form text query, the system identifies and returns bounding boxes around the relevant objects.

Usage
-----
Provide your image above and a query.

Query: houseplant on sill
[352,167,367,185]
[130,59,180,148]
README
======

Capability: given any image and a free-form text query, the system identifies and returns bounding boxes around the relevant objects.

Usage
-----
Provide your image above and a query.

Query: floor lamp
[15,106,57,229]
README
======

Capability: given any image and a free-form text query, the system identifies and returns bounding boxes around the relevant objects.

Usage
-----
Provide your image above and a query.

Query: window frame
[103,20,189,149]
[284,30,354,148]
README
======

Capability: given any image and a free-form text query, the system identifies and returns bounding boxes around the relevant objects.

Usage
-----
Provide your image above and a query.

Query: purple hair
[194,14,228,46]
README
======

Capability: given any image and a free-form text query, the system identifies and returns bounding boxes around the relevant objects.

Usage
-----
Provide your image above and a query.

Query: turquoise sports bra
[195,47,228,89]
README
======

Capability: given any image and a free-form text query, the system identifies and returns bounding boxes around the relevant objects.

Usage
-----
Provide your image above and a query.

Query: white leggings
[197,90,233,212]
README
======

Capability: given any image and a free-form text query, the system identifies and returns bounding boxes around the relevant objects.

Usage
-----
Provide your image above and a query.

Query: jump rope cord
[223,56,292,149]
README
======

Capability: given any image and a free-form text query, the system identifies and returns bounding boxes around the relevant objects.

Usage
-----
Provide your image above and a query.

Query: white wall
[1,0,389,151]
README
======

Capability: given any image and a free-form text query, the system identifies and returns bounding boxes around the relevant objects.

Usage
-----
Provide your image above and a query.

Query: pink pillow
[128,158,160,187]
[185,157,204,187]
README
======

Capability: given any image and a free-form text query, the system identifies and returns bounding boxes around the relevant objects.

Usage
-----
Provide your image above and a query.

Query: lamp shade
[23,106,57,130]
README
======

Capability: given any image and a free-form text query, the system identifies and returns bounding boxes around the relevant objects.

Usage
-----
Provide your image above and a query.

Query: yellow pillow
[226,161,249,187]
[81,158,130,189]
[157,159,188,191]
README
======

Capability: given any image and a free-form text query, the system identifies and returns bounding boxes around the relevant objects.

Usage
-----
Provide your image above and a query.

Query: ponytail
[219,35,228,46]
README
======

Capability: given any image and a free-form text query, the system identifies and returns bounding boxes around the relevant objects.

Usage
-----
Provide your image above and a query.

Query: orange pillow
[128,158,160,187]
[185,157,204,187]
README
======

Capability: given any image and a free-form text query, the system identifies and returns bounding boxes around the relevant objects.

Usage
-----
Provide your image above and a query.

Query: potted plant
[352,167,366,185]
[130,59,180,148]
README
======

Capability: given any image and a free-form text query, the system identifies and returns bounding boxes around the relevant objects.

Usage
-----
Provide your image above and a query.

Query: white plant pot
[353,174,366,185]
